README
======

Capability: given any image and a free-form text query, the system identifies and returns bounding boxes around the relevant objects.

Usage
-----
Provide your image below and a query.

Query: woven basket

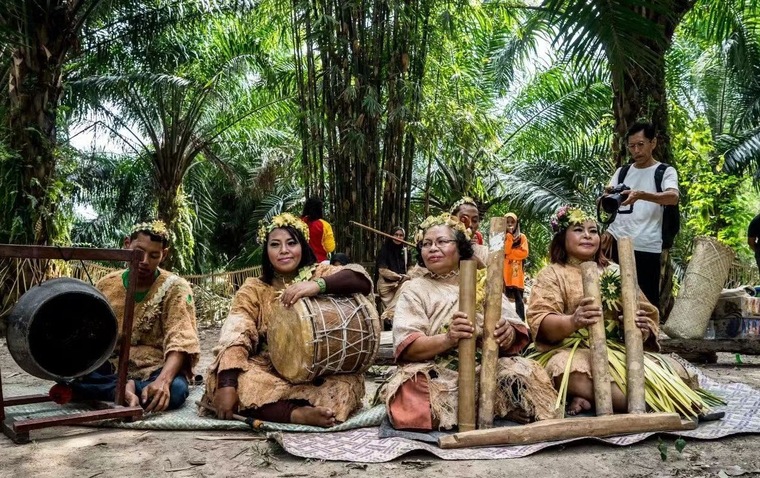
[663,236,735,339]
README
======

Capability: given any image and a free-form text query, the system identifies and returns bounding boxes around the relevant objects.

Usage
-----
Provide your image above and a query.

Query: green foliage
[671,114,753,259]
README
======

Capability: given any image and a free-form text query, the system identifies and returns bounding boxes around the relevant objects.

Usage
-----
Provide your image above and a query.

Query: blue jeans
[69,362,189,410]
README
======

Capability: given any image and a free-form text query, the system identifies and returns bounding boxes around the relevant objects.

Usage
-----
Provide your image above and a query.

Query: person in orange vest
[503,212,528,319]
[301,197,336,263]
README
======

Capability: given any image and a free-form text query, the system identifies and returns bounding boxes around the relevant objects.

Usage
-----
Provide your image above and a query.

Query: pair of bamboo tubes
[582,236,645,415]
[444,236,687,448]
[457,217,508,432]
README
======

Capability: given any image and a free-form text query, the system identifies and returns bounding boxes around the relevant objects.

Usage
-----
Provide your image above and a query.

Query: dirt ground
[2,328,760,478]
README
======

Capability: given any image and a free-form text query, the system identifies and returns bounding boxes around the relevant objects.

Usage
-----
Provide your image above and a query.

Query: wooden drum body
[268,294,380,384]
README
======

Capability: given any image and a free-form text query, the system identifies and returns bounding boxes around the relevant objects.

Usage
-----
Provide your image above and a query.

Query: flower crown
[450,196,478,214]
[130,220,171,242]
[414,213,471,243]
[550,205,594,233]
[257,213,310,244]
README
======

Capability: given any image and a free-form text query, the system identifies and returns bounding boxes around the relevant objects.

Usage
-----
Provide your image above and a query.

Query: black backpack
[617,162,680,250]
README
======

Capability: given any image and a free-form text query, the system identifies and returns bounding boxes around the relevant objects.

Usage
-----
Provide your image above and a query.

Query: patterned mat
[269,369,760,461]
[2,385,385,433]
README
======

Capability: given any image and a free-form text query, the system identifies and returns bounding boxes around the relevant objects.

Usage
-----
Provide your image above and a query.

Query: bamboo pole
[438,412,693,449]
[477,217,507,429]
[457,259,478,432]
[348,221,417,247]
[617,237,646,413]
[580,262,614,416]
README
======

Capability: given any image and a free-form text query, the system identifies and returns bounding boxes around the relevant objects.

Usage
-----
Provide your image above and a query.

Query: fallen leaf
[188,459,206,466]
[401,460,432,470]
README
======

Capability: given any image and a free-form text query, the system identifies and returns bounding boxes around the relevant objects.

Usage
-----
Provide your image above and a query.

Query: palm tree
[1,0,260,245]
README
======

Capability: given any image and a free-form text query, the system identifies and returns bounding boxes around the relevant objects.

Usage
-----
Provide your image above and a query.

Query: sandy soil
[2,328,760,478]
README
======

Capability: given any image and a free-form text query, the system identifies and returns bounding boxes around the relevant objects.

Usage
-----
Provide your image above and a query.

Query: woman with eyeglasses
[379,214,558,430]
[375,226,411,314]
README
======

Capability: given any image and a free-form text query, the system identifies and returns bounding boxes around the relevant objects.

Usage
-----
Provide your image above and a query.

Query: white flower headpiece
[450,196,478,214]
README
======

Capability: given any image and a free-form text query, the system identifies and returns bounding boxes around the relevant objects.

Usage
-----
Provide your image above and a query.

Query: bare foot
[566,396,592,416]
[290,406,336,427]
[125,380,140,408]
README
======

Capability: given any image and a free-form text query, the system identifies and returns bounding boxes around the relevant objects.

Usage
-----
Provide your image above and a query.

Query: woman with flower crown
[526,206,722,417]
[202,213,373,427]
[380,214,559,430]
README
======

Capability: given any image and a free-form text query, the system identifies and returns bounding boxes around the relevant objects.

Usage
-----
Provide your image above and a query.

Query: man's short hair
[625,121,657,141]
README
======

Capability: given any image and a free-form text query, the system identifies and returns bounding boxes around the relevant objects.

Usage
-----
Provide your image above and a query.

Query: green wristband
[315,278,327,294]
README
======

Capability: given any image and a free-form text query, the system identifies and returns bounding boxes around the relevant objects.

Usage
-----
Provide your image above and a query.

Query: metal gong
[6,277,118,381]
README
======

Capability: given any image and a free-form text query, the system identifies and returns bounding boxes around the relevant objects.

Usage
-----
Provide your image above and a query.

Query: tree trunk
[608,1,696,315]
[7,2,75,245]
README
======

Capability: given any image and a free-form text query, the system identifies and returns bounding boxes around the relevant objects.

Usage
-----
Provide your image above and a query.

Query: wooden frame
[0,245,144,443]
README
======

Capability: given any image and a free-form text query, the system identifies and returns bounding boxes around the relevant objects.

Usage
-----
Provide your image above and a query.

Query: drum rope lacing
[305,296,377,377]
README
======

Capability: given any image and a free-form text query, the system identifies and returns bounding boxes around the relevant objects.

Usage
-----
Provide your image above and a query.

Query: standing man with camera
[601,121,680,309]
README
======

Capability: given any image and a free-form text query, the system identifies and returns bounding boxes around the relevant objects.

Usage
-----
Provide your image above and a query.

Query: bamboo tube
[617,237,646,414]
[477,217,507,429]
[580,262,614,416]
[438,412,693,449]
[348,221,417,247]
[457,259,478,432]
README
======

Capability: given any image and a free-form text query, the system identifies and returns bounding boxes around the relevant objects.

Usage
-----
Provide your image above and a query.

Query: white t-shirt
[606,163,679,253]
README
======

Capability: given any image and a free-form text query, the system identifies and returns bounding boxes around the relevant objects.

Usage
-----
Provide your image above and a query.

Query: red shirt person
[301,197,336,262]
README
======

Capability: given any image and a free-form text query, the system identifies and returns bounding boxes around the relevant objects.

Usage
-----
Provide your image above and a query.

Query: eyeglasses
[626,140,651,150]
[420,238,457,250]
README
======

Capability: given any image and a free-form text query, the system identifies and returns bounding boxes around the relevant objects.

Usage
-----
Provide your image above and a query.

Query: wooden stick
[196,401,256,428]
[580,261,614,416]
[438,412,694,449]
[617,237,646,414]
[457,259,478,432]
[477,217,507,429]
[348,221,417,247]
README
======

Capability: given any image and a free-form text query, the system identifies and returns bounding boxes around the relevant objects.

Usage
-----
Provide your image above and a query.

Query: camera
[600,184,631,214]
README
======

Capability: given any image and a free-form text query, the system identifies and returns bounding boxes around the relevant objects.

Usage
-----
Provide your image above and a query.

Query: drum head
[267,300,314,383]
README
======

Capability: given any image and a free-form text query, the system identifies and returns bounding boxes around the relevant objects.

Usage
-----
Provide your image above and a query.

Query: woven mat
[269,366,760,462]
[2,385,385,433]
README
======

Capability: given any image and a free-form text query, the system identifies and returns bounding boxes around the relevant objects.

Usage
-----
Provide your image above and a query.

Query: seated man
[70,220,200,411]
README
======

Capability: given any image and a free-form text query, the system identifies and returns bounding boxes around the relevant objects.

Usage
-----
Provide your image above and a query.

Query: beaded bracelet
[315,277,327,294]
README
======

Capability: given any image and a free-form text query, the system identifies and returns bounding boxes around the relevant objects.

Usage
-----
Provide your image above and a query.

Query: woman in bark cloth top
[203,213,373,427]
[380,214,559,430]
[526,205,723,417]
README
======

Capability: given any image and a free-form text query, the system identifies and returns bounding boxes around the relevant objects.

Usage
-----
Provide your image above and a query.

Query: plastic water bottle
[704,320,716,340]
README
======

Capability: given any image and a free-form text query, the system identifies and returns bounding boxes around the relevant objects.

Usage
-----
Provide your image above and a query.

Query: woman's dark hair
[549,228,609,267]
[331,253,351,266]
[262,226,317,284]
[130,229,169,248]
[416,228,474,267]
[302,197,324,221]
[377,226,407,275]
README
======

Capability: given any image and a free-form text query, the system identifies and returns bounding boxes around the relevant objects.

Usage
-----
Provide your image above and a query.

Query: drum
[267,294,380,384]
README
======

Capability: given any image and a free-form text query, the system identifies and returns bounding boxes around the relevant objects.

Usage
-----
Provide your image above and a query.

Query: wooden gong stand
[0,245,144,443]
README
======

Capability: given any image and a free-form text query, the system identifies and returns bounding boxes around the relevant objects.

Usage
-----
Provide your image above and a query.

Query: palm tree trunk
[608,1,695,316]
[7,3,74,244]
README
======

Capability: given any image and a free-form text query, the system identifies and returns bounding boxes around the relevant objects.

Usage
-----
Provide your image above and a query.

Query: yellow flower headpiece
[414,213,471,243]
[550,205,594,233]
[257,213,310,244]
[130,220,171,242]
[450,196,478,214]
